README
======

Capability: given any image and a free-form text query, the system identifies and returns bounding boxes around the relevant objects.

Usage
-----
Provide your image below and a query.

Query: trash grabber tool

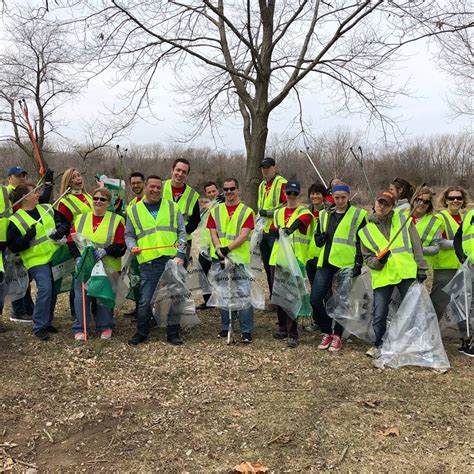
[131,243,178,255]
[350,146,375,202]
[31,187,72,224]
[463,264,471,339]
[226,259,235,345]
[299,149,328,189]
[81,280,88,342]
[11,175,45,208]
[19,99,48,177]
[376,182,426,261]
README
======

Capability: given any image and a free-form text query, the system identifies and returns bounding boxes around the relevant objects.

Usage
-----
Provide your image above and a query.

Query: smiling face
[69,170,84,191]
[204,184,219,201]
[145,178,162,204]
[92,191,110,216]
[413,193,431,217]
[171,162,189,187]
[374,198,393,218]
[223,180,239,205]
[446,191,464,214]
[130,176,144,196]
[260,165,276,181]
[310,191,324,207]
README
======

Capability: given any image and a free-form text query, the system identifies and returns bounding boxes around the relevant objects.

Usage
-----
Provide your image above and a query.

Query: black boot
[167,324,183,346]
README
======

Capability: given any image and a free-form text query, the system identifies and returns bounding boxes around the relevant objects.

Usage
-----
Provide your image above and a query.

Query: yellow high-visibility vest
[257,175,287,232]
[461,209,473,263]
[432,210,463,270]
[0,185,11,242]
[58,193,93,221]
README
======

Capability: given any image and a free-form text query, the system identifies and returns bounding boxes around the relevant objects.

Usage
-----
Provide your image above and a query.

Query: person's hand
[217,246,230,259]
[377,250,391,265]
[259,209,270,217]
[173,257,184,266]
[131,247,141,255]
[215,194,225,203]
[25,225,37,240]
[94,248,107,261]
[315,232,328,246]
[44,168,54,185]
[351,265,362,278]
[49,229,65,241]
[268,228,279,239]
[417,272,427,283]
[283,227,293,236]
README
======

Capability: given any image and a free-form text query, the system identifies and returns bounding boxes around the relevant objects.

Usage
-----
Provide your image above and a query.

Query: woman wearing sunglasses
[408,187,442,267]
[67,188,126,340]
[431,186,469,325]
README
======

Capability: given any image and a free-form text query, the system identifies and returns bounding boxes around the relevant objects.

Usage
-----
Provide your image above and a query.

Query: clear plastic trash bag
[151,260,200,328]
[249,217,265,277]
[207,260,265,311]
[186,258,211,297]
[270,231,308,319]
[328,267,376,343]
[440,261,473,337]
[374,282,450,370]
[113,251,140,309]
[3,251,28,304]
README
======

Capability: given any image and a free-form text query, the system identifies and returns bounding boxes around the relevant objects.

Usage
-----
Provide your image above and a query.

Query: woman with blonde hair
[57,168,93,224]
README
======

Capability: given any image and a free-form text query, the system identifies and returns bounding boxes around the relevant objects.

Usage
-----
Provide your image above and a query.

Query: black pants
[198,252,212,305]
[260,232,276,296]
[306,257,318,325]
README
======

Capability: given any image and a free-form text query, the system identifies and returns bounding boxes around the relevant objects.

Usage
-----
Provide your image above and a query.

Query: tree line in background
[1,129,471,206]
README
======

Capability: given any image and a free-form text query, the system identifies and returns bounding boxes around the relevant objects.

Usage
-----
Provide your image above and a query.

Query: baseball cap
[7,166,27,177]
[285,180,301,195]
[376,191,396,206]
[259,157,276,168]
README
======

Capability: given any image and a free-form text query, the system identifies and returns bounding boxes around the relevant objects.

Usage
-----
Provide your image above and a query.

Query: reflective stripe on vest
[0,185,11,242]
[461,210,474,262]
[433,210,462,270]
[60,194,93,219]
[162,180,199,220]
[127,199,178,264]
[257,175,287,232]
[359,213,417,289]
[210,203,253,264]
[9,204,58,270]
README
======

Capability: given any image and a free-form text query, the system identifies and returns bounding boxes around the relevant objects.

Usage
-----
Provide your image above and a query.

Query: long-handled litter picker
[299,149,328,189]
[350,146,375,202]
[226,258,235,345]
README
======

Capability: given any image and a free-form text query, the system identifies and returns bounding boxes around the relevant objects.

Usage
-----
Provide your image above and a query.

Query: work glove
[215,193,225,204]
[94,248,108,261]
[268,228,279,239]
[377,251,391,265]
[351,265,362,278]
[44,169,54,185]
[315,232,328,247]
[417,272,427,283]
[259,209,273,218]
[284,220,302,236]
[217,246,230,259]
[49,228,65,241]
[25,225,37,241]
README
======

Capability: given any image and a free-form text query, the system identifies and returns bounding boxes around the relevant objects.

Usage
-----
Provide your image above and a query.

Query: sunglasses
[93,196,109,202]
[286,191,299,196]
[446,196,463,201]
[223,187,236,192]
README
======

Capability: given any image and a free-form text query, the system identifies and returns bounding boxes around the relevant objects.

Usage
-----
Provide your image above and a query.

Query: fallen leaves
[232,461,270,473]
[380,427,400,437]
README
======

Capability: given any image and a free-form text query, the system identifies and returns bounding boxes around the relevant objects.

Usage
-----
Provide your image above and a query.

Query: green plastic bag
[74,246,97,283]
[87,260,116,309]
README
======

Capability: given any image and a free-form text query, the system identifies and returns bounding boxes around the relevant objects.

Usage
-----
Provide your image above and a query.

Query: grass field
[0,294,473,473]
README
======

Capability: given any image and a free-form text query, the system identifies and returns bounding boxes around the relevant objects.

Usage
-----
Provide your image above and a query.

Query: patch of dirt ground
[0,295,473,473]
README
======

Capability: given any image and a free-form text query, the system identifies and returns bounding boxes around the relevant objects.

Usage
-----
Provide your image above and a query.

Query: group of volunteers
[0,157,472,360]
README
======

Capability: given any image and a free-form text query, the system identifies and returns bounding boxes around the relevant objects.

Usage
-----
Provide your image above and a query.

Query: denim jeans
[260,232,276,296]
[28,264,56,333]
[198,252,212,305]
[373,278,415,347]
[137,256,175,337]
[11,283,34,317]
[306,257,318,325]
[72,279,115,333]
[220,306,254,334]
[310,264,344,336]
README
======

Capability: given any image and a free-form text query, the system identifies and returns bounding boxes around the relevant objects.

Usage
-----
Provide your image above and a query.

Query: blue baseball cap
[7,166,27,177]
[285,180,301,195]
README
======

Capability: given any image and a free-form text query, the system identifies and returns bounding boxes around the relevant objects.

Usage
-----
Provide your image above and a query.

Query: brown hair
[438,186,469,209]
[60,168,86,195]
[10,183,35,205]
[92,187,112,201]
[410,186,435,214]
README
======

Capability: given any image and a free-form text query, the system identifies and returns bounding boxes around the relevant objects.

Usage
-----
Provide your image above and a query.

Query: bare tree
[60,1,472,206]
[0,9,82,172]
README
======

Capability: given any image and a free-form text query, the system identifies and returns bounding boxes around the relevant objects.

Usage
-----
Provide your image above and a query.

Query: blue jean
[11,283,34,316]
[310,264,344,336]
[373,278,415,347]
[28,264,56,333]
[72,279,115,333]
[220,307,254,334]
[137,256,176,337]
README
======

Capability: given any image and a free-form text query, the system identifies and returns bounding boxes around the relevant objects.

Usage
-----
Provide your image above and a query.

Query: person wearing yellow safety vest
[207,178,255,343]
[406,187,442,267]
[4,166,54,323]
[359,191,428,358]
[268,180,314,348]
[67,188,126,341]
[310,183,367,352]
[162,159,200,263]
[305,182,328,333]
[430,186,468,322]
[0,181,11,333]
[453,207,473,357]
[257,157,287,303]
[7,183,70,341]
[196,181,224,311]
[128,172,145,207]
[126,175,187,346]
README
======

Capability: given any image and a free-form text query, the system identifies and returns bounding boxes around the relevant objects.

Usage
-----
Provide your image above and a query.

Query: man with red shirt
[207,178,255,342]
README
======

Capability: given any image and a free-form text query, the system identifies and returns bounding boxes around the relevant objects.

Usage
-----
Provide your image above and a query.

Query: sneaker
[366,346,380,358]
[328,335,342,352]
[304,323,319,333]
[128,333,148,346]
[101,329,112,340]
[10,314,33,323]
[241,333,253,343]
[318,334,333,350]
[35,329,49,341]
[463,345,474,358]
[272,331,288,340]
[149,318,158,329]
[218,330,228,338]
[459,339,471,352]
[74,332,86,341]
[287,337,298,348]
[45,325,58,334]
[167,335,184,346]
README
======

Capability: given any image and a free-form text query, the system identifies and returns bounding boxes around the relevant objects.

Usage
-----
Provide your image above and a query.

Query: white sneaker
[366,346,380,358]
[74,332,86,341]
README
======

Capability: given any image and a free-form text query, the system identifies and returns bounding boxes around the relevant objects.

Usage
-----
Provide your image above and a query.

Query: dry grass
[0,294,473,473]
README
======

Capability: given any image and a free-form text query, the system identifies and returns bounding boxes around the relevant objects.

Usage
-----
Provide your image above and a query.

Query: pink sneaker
[328,335,342,352]
[74,332,85,341]
[101,329,112,340]
[318,334,333,350]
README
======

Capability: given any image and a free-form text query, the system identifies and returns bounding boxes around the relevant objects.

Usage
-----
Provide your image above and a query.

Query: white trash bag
[186,258,211,298]
[374,282,450,370]
[3,252,29,304]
